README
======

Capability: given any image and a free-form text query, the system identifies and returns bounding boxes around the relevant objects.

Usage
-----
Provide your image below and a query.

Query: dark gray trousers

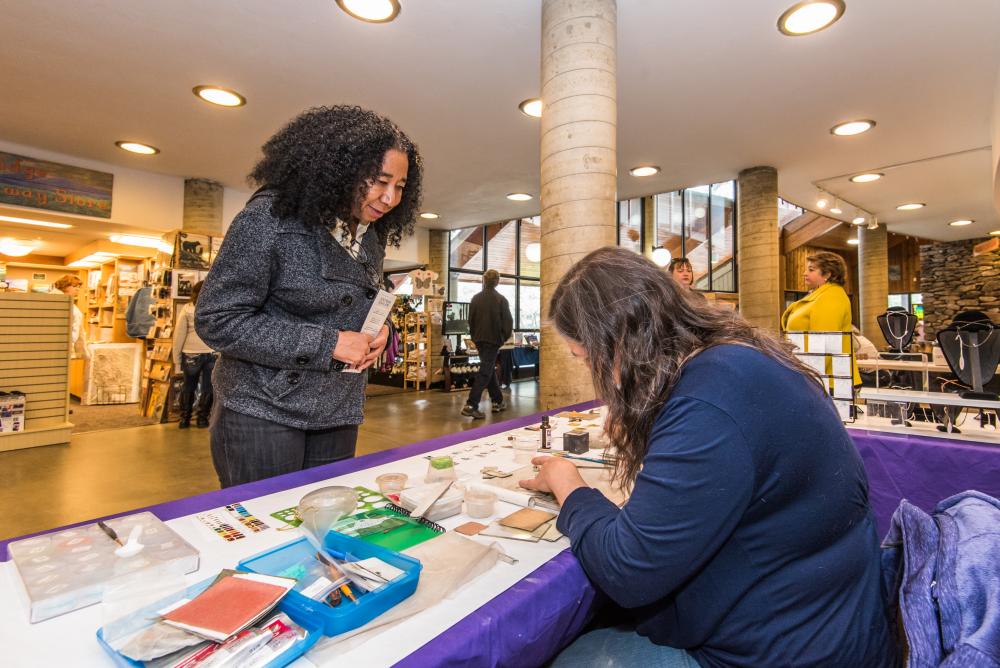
[466,341,504,407]
[209,404,358,488]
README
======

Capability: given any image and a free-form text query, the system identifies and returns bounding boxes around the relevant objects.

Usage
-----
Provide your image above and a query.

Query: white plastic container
[464,487,497,519]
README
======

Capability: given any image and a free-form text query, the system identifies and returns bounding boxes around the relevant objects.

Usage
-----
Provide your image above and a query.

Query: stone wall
[920,238,1000,339]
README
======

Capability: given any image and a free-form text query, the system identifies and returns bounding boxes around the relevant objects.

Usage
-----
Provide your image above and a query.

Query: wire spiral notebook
[326,487,444,552]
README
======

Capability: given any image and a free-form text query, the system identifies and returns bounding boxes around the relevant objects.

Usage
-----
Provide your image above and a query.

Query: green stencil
[270,487,441,551]
[270,507,302,527]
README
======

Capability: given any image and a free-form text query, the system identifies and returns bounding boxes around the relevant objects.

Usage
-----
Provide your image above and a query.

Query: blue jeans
[179,353,215,421]
[209,405,358,488]
[550,626,699,668]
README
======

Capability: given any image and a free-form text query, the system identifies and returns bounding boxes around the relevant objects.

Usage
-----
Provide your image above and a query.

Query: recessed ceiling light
[896,203,925,211]
[419,212,439,219]
[0,214,73,229]
[846,238,859,245]
[949,219,973,227]
[830,119,875,136]
[519,98,542,118]
[850,173,883,183]
[506,193,533,201]
[777,0,846,36]
[116,141,159,155]
[829,206,843,214]
[193,86,246,107]
[852,216,866,225]
[629,165,660,177]
[335,0,400,23]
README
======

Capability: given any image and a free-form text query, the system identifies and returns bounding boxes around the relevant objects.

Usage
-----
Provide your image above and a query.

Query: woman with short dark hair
[666,256,707,301]
[666,257,694,287]
[523,247,897,667]
[196,105,423,487]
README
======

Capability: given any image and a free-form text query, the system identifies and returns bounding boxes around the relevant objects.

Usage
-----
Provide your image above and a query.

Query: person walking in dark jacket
[196,105,423,487]
[462,269,513,419]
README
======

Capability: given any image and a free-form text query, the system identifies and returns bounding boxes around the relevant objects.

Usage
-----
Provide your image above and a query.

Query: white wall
[0,137,428,264]
[385,226,429,268]
[0,138,184,231]
[0,138,254,235]
[222,187,252,235]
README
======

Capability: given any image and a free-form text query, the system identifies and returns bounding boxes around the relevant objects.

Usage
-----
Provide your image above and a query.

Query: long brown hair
[549,247,822,489]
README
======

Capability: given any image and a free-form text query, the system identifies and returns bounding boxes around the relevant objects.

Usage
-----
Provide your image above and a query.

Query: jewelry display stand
[937,319,1000,401]
[877,307,917,353]
[875,308,921,426]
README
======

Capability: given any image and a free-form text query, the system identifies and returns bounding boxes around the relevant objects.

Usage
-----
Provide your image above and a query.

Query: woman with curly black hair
[196,105,422,487]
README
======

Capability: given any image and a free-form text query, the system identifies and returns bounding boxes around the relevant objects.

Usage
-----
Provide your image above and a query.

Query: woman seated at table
[523,248,898,667]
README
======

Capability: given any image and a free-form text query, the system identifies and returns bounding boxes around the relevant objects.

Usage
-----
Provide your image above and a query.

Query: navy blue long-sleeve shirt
[557,344,898,667]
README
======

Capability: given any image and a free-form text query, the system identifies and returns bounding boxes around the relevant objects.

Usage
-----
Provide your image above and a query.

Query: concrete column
[427,230,449,295]
[183,178,224,236]
[539,0,618,410]
[737,166,781,332]
[858,224,889,340]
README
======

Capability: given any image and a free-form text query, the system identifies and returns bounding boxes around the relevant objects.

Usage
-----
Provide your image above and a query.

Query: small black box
[563,429,590,454]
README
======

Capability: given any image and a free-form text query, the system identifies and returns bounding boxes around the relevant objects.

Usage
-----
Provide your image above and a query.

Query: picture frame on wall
[176,232,211,270]
[171,269,200,300]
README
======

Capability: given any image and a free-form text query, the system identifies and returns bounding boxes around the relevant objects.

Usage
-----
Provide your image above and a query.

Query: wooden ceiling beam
[783,214,844,253]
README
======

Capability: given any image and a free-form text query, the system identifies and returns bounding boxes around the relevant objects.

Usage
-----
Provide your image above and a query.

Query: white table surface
[0,415,606,668]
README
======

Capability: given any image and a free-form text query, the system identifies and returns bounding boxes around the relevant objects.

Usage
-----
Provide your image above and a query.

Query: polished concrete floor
[0,382,541,541]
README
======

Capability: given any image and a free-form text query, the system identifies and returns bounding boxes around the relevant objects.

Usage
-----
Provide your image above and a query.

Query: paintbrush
[548,452,616,466]
[97,521,124,547]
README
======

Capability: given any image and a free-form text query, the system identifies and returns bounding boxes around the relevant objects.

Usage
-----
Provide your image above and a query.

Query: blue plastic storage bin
[95,576,322,668]
[237,530,422,637]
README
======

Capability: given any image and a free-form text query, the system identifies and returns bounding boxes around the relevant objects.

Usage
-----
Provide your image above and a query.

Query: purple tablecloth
[3,409,999,667]
[850,427,1000,535]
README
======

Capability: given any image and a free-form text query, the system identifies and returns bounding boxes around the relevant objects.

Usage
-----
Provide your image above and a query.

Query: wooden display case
[84,256,147,344]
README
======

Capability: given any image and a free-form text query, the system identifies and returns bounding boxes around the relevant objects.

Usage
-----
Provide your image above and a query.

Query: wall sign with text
[0,151,114,218]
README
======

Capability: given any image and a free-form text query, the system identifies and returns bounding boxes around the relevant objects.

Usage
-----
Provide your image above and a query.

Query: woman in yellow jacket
[781,251,861,385]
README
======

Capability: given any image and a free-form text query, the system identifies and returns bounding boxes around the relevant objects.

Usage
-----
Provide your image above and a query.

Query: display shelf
[402,312,431,391]
[442,353,481,392]
[0,293,72,451]
[84,257,147,344]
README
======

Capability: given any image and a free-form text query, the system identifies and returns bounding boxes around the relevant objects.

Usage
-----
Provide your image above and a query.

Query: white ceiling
[2,0,999,243]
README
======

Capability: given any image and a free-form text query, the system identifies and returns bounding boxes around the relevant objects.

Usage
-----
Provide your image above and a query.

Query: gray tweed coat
[195,190,384,429]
